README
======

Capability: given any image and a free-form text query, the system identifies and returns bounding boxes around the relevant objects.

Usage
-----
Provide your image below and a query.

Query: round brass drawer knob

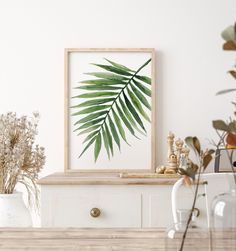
[90,208,101,218]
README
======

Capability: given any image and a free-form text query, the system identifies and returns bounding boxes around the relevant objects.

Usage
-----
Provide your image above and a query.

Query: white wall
[0,0,236,176]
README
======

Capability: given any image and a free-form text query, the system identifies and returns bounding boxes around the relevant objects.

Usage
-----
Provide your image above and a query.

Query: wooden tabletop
[38,172,181,185]
[0,228,235,250]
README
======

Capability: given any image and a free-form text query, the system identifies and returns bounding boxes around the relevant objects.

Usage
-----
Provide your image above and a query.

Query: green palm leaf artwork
[71,58,152,162]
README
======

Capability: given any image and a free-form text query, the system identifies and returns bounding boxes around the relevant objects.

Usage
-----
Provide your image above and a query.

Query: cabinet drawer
[44,193,141,228]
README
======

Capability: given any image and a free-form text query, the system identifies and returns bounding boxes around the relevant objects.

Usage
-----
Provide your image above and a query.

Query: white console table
[38,172,221,228]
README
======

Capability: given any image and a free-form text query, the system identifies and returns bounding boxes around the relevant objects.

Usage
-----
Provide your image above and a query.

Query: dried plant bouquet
[0,112,45,202]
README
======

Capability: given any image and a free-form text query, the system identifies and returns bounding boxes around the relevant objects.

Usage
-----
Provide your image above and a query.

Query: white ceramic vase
[0,192,32,227]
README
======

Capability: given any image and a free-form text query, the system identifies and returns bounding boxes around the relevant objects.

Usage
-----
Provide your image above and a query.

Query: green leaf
[83,130,100,143]
[104,58,134,72]
[221,25,236,42]
[115,103,139,139]
[77,117,105,130]
[79,136,97,158]
[85,72,129,81]
[76,98,114,108]
[72,105,110,116]
[132,79,151,97]
[102,126,110,159]
[76,125,101,135]
[104,122,113,156]
[74,111,107,125]
[112,108,128,144]
[92,64,132,76]
[79,79,126,85]
[130,82,151,110]
[73,58,152,161]
[127,88,150,122]
[75,92,118,99]
[123,93,146,132]
[135,75,151,85]
[108,115,120,149]
[119,97,146,135]
[212,120,229,131]
[77,85,122,91]
[94,133,102,162]
[216,89,236,95]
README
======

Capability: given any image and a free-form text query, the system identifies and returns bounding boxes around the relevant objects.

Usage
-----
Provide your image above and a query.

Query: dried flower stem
[178,137,214,251]
[179,158,203,251]
[0,112,45,208]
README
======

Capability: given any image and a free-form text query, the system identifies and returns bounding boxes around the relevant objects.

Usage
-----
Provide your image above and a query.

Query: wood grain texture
[151,48,156,173]
[0,228,235,250]
[37,172,180,185]
[120,172,180,178]
[64,48,69,173]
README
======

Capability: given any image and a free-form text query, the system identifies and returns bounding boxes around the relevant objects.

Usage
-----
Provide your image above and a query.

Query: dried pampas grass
[0,112,45,207]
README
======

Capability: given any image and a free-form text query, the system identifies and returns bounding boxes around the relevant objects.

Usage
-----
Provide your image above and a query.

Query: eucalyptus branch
[179,137,214,251]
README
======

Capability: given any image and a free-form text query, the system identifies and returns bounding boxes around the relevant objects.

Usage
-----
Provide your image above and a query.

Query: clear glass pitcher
[166,209,198,250]
[166,177,208,250]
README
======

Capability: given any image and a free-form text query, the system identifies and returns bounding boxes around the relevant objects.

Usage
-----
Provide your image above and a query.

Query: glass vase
[210,173,236,249]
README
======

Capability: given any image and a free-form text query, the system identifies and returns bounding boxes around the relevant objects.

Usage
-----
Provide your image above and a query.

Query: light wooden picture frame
[64,48,156,173]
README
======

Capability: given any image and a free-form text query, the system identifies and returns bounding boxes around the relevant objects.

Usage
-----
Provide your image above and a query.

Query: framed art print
[64,48,156,173]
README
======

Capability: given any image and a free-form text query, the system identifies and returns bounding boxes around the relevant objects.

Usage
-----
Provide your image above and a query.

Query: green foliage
[212,120,230,132]
[72,58,152,162]
[212,119,236,147]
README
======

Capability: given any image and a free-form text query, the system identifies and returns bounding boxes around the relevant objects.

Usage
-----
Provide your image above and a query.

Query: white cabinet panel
[145,186,208,228]
[148,194,173,228]
[42,191,141,228]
